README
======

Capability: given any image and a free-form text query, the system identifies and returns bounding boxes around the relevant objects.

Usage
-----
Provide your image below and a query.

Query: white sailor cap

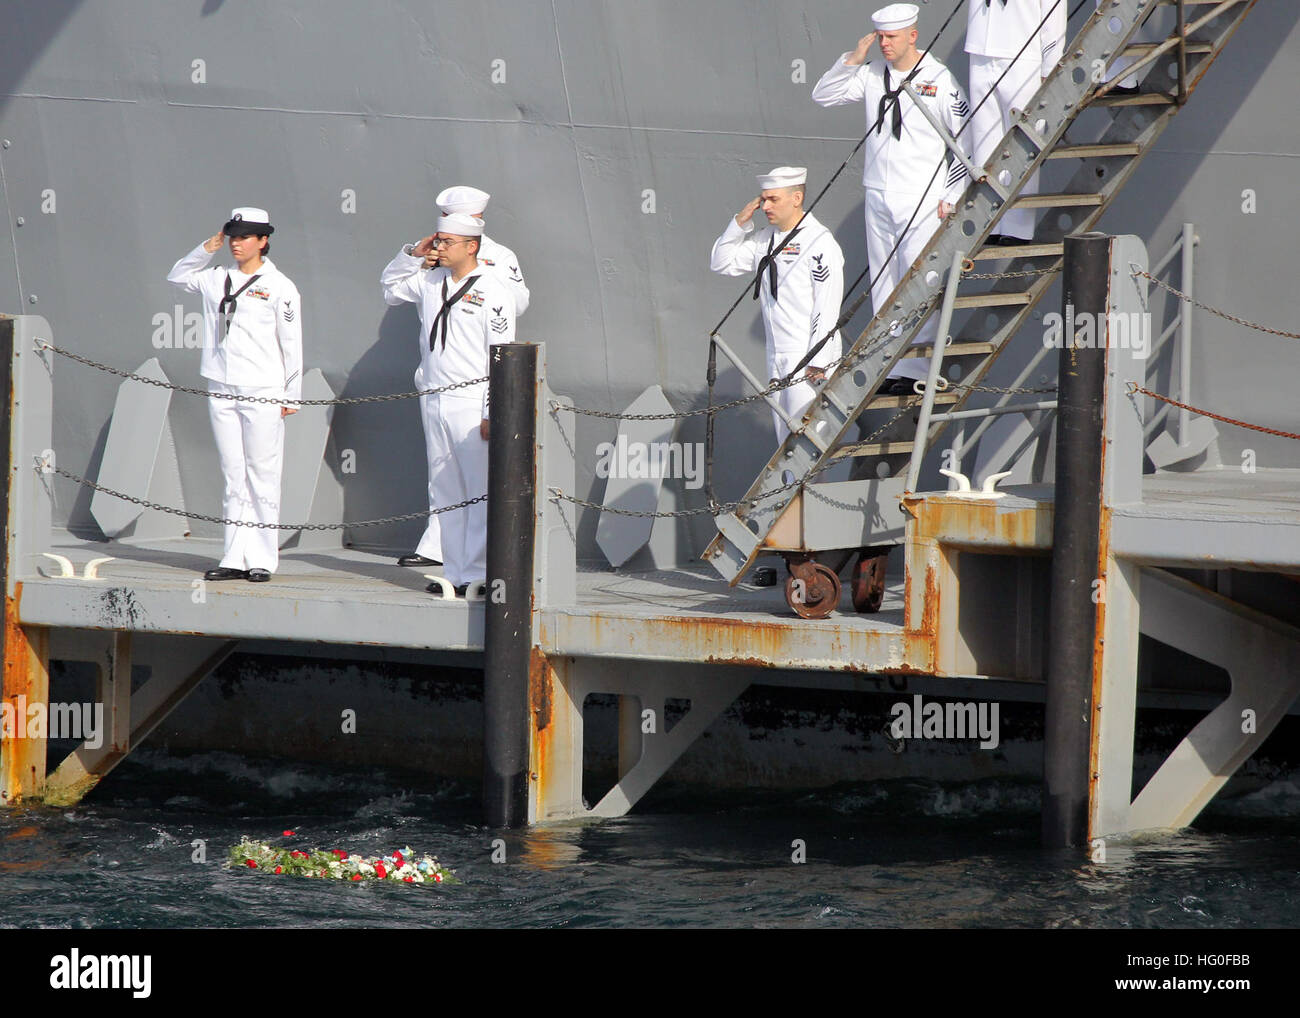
[223,206,274,236]
[872,3,919,32]
[437,212,485,237]
[757,166,808,190]
[436,186,491,216]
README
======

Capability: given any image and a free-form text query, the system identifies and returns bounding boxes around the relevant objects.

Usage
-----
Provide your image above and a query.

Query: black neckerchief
[219,271,262,337]
[752,226,802,303]
[878,65,905,140]
[430,274,480,352]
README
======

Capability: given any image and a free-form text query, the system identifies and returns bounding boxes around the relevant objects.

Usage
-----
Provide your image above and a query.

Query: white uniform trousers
[769,352,817,444]
[207,381,285,572]
[970,53,1041,241]
[866,187,944,383]
[428,394,489,587]
[415,390,444,562]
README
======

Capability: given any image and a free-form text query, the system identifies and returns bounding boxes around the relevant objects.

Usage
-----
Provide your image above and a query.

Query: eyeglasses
[431,237,473,248]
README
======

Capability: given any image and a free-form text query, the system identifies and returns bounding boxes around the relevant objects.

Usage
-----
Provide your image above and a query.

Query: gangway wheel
[851,547,890,614]
[784,554,841,619]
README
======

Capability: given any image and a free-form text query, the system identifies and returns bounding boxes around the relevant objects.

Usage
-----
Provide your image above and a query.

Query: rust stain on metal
[920,561,940,639]
[2,595,49,806]
[528,645,552,732]
[1086,502,1113,830]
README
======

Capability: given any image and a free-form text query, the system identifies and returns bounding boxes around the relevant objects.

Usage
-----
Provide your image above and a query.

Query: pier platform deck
[13,467,1298,675]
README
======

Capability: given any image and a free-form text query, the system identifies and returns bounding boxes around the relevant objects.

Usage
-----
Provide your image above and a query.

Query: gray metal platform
[17,536,908,661]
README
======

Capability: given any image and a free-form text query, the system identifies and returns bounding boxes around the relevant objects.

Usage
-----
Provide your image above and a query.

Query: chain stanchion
[51,465,484,530]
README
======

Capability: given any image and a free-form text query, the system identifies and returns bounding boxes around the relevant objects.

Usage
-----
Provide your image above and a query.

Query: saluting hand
[735,196,762,227]
[203,232,224,253]
[412,234,438,257]
[847,32,877,66]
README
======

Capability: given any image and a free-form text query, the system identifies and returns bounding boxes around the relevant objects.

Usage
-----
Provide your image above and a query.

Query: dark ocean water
[2,748,1298,929]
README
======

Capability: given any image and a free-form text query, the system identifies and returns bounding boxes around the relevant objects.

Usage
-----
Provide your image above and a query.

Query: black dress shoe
[1109,83,1140,96]
[880,378,918,396]
[453,584,469,598]
[398,553,441,567]
[752,567,778,587]
[246,568,271,582]
[204,567,247,581]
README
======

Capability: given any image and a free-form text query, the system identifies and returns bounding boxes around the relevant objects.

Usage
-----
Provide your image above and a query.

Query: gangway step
[1047,143,1142,159]
[1089,92,1177,107]
[902,341,995,358]
[1123,42,1215,55]
[1011,192,1106,209]
[869,392,959,409]
[971,242,1063,261]
[830,440,915,460]
[953,292,1035,309]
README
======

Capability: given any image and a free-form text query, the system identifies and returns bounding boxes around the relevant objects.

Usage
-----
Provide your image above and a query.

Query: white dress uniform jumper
[167,232,303,576]
[812,50,973,382]
[381,248,517,588]
[710,212,845,442]
[966,0,1067,241]
[399,234,528,565]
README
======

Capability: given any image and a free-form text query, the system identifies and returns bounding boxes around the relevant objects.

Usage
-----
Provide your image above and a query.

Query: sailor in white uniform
[812,3,973,392]
[167,207,302,582]
[966,0,1066,243]
[393,185,529,569]
[381,212,516,595]
[709,166,844,443]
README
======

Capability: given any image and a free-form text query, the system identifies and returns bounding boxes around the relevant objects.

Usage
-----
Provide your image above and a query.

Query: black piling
[482,342,538,828]
[1043,233,1110,849]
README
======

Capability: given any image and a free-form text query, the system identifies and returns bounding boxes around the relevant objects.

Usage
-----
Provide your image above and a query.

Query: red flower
[403,876,414,883]
[351,873,363,881]
[282,830,295,837]
[245,859,257,868]
[375,863,387,879]
[434,872,443,883]
[274,866,283,874]
[394,852,404,866]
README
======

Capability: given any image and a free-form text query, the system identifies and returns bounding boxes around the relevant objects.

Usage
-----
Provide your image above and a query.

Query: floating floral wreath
[228,832,457,884]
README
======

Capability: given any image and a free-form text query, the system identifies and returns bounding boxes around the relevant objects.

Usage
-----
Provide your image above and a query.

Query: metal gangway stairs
[703,0,1258,617]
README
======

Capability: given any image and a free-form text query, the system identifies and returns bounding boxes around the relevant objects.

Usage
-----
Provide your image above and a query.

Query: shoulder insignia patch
[811,253,830,283]
[281,300,296,322]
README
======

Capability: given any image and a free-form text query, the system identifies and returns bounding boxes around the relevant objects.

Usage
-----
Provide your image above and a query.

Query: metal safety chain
[37,341,487,406]
[50,465,484,529]
[548,400,921,519]
[1124,383,1300,441]
[1131,267,1300,341]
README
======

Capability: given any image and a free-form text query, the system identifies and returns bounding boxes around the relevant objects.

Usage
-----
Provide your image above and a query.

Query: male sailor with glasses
[167,207,302,583]
[966,0,1066,245]
[812,3,972,396]
[396,185,529,571]
[709,166,844,444]
[381,213,516,597]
